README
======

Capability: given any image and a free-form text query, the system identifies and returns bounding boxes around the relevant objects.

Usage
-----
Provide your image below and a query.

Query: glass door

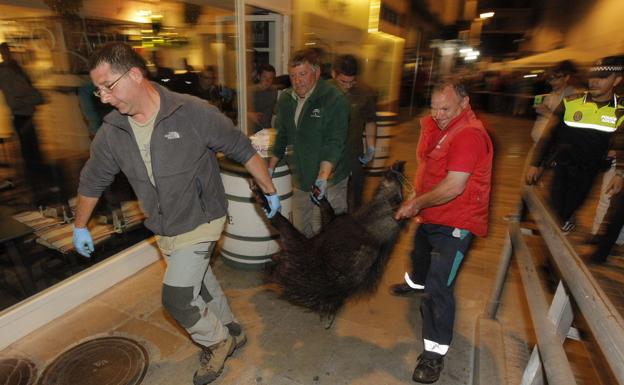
[243,6,288,135]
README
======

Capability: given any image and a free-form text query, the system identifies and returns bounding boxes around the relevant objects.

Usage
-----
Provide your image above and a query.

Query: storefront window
[0,0,242,310]
[245,5,287,136]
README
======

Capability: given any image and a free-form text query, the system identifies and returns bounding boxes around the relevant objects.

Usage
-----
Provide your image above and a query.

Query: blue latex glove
[73,226,94,258]
[310,179,327,204]
[264,193,281,218]
[359,146,375,165]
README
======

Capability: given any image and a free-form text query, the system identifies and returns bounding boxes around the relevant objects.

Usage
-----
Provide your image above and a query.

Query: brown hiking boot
[193,335,235,385]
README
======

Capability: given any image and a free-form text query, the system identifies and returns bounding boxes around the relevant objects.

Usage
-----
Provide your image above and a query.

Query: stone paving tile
[6,301,130,364]
[113,317,189,360]
[143,305,188,342]
[96,262,164,319]
[217,364,307,385]
[317,336,417,385]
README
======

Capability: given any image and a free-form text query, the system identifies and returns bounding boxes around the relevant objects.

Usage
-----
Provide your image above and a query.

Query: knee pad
[199,282,213,303]
[162,284,201,328]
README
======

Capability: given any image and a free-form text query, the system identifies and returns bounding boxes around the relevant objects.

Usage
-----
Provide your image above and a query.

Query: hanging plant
[44,0,83,18]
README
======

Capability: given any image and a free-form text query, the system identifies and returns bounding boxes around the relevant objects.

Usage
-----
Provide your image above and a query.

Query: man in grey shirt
[73,43,280,385]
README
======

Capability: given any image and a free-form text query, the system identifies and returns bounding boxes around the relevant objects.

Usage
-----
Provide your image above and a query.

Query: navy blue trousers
[410,223,474,358]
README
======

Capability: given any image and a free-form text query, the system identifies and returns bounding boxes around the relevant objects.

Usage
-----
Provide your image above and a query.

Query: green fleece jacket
[271,79,350,190]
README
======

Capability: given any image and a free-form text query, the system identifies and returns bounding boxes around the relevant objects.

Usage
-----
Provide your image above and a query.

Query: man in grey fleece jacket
[73,43,280,385]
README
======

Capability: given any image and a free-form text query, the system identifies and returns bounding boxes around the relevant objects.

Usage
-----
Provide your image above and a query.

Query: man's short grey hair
[88,42,148,77]
[289,49,320,70]
[432,80,468,99]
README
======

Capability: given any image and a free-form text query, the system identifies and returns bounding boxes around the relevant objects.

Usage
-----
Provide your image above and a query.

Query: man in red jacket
[392,80,493,383]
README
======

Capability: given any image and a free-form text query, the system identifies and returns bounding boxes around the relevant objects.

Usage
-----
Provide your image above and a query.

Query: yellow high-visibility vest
[563,93,624,132]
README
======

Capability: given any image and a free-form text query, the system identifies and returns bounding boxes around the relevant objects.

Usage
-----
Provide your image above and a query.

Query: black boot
[412,355,444,383]
[390,283,425,296]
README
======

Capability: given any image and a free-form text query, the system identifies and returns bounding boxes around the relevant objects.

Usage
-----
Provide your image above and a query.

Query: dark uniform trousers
[550,162,600,224]
[410,223,474,359]
[348,155,365,213]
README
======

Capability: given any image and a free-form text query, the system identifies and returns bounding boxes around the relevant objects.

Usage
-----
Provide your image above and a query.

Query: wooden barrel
[365,111,397,175]
[219,158,292,270]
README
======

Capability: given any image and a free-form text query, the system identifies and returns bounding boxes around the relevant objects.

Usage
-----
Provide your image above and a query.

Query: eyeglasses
[93,68,131,98]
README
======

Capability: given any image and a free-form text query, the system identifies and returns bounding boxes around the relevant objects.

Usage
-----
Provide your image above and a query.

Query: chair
[112,200,146,234]
[12,207,66,235]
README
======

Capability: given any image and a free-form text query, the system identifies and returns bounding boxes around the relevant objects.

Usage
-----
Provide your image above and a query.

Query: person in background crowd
[588,172,624,264]
[584,56,624,261]
[150,50,175,89]
[391,80,493,383]
[72,42,280,385]
[0,42,47,205]
[530,60,578,142]
[511,71,533,116]
[269,48,350,238]
[273,74,291,91]
[199,65,235,120]
[587,56,624,248]
[183,58,195,72]
[249,63,277,133]
[526,56,624,234]
[587,151,624,247]
[330,54,377,212]
[78,80,114,138]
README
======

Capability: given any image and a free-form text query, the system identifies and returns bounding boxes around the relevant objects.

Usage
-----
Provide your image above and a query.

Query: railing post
[510,221,577,385]
[484,230,512,319]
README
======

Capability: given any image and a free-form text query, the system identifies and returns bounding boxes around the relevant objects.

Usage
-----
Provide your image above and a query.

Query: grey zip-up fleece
[78,83,256,236]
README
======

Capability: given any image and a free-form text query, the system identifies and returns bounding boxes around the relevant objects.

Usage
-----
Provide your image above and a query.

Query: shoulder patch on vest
[573,111,583,121]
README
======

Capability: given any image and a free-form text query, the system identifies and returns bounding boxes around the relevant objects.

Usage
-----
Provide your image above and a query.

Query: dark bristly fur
[253,161,407,317]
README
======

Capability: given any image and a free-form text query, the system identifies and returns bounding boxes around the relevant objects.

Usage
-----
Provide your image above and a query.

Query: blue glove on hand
[359,146,375,165]
[264,193,281,219]
[311,179,327,204]
[73,226,94,258]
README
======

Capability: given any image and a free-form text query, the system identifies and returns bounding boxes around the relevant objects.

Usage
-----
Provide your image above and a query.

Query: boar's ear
[391,161,405,174]
[250,183,269,209]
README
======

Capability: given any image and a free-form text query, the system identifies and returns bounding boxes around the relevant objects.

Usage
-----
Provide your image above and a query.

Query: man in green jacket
[269,49,350,238]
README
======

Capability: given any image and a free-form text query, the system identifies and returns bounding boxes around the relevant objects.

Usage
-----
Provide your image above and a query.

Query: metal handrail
[509,221,576,385]
[482,185,624,385]
[522,186,624,384]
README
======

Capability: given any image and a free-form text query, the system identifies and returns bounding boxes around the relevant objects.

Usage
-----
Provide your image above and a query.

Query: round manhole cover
[38,337,148,385]
[0,358,37,385]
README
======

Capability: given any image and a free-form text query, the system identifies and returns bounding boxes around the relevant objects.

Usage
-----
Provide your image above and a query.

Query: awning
[506,45,623,69]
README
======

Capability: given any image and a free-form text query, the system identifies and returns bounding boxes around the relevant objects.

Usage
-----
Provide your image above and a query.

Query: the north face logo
[164,131,180,139]
[311,109,321,118]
